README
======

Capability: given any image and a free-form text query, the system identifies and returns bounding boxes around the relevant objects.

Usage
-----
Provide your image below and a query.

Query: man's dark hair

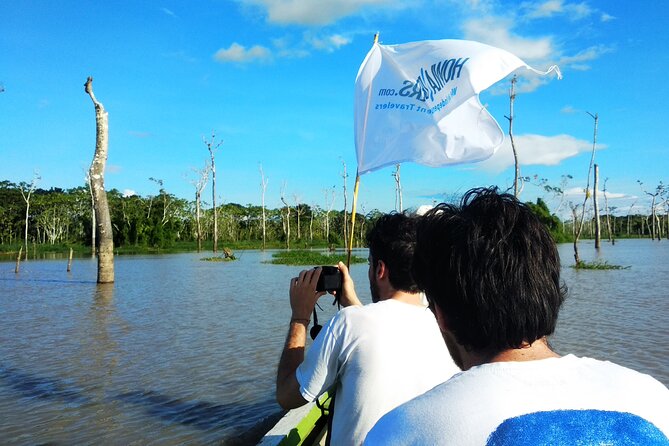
[366,213,419,293]
[413,187,566,355]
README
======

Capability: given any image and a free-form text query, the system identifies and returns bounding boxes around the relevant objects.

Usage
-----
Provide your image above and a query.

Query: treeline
[526,198,668,243]
[0,180,379,251]
[1,180,665,254]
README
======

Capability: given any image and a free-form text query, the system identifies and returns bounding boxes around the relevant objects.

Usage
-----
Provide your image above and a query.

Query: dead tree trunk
[505,76,520,197]
[393,164,403,212]
[603,178,614,243]
[204,133,222,253]
[593,164,601,249]
[259,164,268,250]
[324,187,335,244]
[19,173,39,261]
[573,112,598,264]
[84,76,114,283]
[192,163,209,252]
[281,182,290,250]
[341,160,349,249]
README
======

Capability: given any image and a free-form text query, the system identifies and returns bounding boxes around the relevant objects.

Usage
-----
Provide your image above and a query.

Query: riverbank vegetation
[267,250,367,265]
[1,180,666,258]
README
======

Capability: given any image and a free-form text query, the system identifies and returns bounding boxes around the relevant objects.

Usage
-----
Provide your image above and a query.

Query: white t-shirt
[365,354,669,445]
[296,299,459,445]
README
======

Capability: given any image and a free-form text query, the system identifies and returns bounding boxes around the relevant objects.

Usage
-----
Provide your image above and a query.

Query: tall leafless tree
[280,182,291,249]
[204,133,223,252]
[341,160,349,249]
[573,112,598,264]
[191,163,210,252]
[638,180,664,241]
[602,177,614,243]
[505,75,520,197]
[84,77,114,283]
[259,164,268,250]
[593,164,601,249]
[323,186,336,244]
[19,172,40,260]
[392,164,403,212]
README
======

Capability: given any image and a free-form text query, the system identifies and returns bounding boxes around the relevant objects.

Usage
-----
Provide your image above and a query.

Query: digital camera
[315,266,342,293]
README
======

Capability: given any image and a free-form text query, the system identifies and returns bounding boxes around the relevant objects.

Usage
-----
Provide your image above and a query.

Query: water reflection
[0,243,666,444]
[0,364,90,407]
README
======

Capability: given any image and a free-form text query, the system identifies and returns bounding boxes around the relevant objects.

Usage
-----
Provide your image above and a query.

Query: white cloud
[478,133,597,173]
[242,0,398,25]
[463,15,611,90]
[123,189,137,197]
[128,130,152,138]
[522,0,593,20]
[557,44,614,71]
[462,17,555,63]
[563,187,633,200]
[161,7,177,18]
[304,32,352,52]
[561,105,579,114]
[213,43,272,63]
[600,12,615,22]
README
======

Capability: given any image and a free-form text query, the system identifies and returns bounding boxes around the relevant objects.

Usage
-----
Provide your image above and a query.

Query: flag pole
[346,171,361,267]
[347,32,379,268]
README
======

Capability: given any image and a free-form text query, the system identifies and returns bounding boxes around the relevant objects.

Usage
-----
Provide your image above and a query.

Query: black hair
[366,212,419,293]
[412,187,567,355]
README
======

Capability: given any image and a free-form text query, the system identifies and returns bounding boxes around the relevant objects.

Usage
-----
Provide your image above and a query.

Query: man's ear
[375,259,388,280]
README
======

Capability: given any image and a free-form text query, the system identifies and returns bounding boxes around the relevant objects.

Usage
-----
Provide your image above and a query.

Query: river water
[0,240,667,445]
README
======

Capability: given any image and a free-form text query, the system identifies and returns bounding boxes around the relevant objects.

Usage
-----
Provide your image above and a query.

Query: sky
[1,0,668,217]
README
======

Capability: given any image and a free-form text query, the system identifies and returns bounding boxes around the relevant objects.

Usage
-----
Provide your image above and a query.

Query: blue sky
[1,0,667,216]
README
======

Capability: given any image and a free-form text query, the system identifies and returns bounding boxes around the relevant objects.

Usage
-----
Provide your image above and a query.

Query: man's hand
[277,268,326,410]
[290,267,326,320]
[334,261,362,307]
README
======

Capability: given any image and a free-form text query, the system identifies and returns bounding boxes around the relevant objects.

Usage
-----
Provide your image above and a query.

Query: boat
[258,392,332,446]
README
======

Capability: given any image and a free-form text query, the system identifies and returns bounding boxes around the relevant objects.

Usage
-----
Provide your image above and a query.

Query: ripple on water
[1,244,666,443]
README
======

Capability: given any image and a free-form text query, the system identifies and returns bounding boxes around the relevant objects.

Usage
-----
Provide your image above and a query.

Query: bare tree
[19,172,40,260]
[505,75,520,197]
[323,186,336,244]
[638,180,665,241]
[602,177,614,243]
[392,164,403,212]
[204,133,223,252]
[341,160,349,249]
[84,76,114,283]
[259,164,268,250]
[593,164,601,249]
[293,194,305,241]
[191,163,210,252]
[573,112,598,264]
[627,199,638,236]
[280,182,291,249]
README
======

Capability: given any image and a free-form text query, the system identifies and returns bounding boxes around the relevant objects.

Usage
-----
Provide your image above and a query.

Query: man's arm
[276,268,325,409]
[276,319,310,409]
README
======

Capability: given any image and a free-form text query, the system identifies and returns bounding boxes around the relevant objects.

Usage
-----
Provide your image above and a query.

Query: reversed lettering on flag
[354,39,561,174]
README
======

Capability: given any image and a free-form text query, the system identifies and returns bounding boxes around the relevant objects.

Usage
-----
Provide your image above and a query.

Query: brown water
[0,240,667,445]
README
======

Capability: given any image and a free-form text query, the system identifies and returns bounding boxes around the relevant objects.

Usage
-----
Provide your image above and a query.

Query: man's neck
[460,337,560,370]
[382,290,426,307]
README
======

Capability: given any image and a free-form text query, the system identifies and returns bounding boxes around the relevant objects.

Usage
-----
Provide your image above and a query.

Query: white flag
[354,39,561,174]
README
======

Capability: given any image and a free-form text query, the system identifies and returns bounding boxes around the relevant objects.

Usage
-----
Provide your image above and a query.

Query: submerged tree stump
[85,77,114,283]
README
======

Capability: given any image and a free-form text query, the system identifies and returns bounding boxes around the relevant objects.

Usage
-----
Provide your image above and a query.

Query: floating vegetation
[573,260,629,270]
[201,248,236,262]
[267,250,366,266]
[200,256,236,262]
